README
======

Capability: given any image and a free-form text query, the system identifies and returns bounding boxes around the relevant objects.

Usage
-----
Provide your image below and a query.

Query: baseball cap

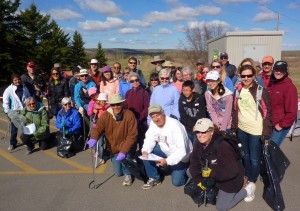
[220,52,228,58]
[262,56,274,64]
[193,118,214,132]
[148,104,163,115]
[273,61,288,73]
[205,70,220,81]
[27,61,36,67]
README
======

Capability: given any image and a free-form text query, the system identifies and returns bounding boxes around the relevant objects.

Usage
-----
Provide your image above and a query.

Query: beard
[155,65,162,72]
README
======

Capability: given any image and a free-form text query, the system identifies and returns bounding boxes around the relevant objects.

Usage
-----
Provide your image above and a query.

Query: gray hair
[61,97,71,105]
[128,72,140,81]
[182,66,195,79]
[159,68,170,78]
[25,97,37,108]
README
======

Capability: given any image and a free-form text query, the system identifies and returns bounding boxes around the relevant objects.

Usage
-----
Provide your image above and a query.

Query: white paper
[139,153,163,161]
[23,123,36,135]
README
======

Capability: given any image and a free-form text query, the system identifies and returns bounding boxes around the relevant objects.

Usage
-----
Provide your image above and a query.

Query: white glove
[78,107,84,116]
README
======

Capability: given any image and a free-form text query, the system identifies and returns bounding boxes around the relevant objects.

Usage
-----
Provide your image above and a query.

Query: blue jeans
[143,144,188,187]
[270,127,291,146]
[237,129,262,183]
[187,131,196,145]
[10,122,18,147]
[110,146,135,177]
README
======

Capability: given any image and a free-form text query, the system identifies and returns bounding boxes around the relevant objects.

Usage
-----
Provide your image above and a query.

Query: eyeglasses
[129,62,136,65]
[29,103,36,106]
[114,66,121,69]
[63,103,71,106]
[220,57,228,60]
[202,71,208,74]
[240,74,253,78]
[111,103,122,107]
[151,79,159,82]
[80,74,88,77]
[160,77,170,81]
[211,65,221,69]
[195,130,209,135]
[52,72,59,76]
[91,63,98,65]
[129,79,140,83]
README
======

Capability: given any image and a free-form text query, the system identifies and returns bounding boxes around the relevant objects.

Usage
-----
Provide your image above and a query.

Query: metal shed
[207,31,284,67]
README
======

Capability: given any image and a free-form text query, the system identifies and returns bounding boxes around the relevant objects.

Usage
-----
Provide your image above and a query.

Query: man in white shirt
[141,104,193,190]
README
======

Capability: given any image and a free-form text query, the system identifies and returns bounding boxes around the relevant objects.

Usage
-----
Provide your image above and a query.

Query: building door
[243,45,266,62]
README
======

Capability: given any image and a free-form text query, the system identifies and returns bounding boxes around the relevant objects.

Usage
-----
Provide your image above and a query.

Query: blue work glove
[87,139,97,148]
[116,152,126,161]
[61,122,65,127]
[64,130,69,135]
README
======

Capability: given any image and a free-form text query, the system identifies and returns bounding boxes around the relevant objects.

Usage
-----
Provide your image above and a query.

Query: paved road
[0,112,299,211]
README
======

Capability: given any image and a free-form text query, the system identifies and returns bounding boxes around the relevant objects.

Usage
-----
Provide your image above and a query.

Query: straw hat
[151,56,165,64]
[107,94,125,104]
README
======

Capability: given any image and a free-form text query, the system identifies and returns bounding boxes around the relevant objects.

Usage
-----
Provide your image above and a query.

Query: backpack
[79,86,90,105]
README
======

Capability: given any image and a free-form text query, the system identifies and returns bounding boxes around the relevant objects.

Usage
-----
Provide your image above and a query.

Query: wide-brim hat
[107,94,125,104]
[193,118,214,132]
[151,56,165,64]
[162,61,175,67]
[77,69,89,76]
[89,59,99,65]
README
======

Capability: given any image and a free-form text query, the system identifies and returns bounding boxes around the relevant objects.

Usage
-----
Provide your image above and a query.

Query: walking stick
[204,159,208,207]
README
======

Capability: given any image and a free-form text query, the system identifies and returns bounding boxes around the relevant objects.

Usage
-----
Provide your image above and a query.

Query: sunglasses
[29,103,36,106]
[241,74,253,78]
[151,79,159,82]
[220,57,228,60]
[63,103,71,106]
[160,77,170,81]
[114,66,121,69]
[262,62,273,66]
[129,79,139,83]
[195,130,209,135]
[129,62,136,64]
[111,103,122,107]
[211,65,221,69]
[52,72,59,75]
[80,74,88,77]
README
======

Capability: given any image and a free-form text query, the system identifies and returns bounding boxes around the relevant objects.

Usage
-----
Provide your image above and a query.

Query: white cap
[97,93,108,101]
[206,70,220,81]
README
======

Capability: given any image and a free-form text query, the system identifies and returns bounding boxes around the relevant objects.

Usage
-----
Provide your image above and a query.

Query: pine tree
[95,41,107,67]
[69,31,87,67]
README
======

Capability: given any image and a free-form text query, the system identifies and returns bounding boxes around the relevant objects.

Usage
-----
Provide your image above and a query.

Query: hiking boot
[142,178,161,190]
[26,147,33,155]
[244,182,256,202]
[8,145,15,151]
[122,175,133,186]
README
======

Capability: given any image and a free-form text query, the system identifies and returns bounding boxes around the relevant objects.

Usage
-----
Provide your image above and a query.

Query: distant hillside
[85,48,176,56]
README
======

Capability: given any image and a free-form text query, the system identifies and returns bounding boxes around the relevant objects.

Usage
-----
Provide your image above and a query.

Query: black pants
[20,134,48,150]
[10,122,18,147]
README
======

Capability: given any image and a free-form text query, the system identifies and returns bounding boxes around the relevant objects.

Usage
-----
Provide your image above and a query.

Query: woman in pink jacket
[100,66,119,101]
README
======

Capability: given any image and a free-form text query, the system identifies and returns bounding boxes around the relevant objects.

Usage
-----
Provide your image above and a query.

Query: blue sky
[19,0,300,50]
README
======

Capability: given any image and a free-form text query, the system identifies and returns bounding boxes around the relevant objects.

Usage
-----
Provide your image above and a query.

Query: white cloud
[188,20,231,31]
[144,5,221,23]
[78,17,126,31]
[77,0,123,16]
[287,2,300,9]
[159,28,172,34]
[128,20,151,27]
[216,0,272,3]
[253,8,277,22]
[108,37,160,45]
[64,27,77,33]
[48,8,83,20]
[175,25,187,32]
[119,28,140,34]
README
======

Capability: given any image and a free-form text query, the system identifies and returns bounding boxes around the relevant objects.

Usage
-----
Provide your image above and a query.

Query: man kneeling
[141,104,193,190]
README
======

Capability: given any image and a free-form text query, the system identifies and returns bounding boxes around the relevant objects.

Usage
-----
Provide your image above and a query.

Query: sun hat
[27,61,36,67]
[205,70,220,81]
[77,69,89,76]
[151,56,165,64]
[87,87,97,97]
[193,118,214,132]
[273,61,288,73]
[54,63,61,68]
[89,59,99,64]
[102,66,111,72]
[97,93,108,101]
[162,61,175,67]
[148,104,163,115]
[107,94,125,104]
[262,56,274,64]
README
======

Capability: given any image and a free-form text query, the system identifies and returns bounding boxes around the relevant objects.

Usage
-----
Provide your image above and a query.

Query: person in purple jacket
[124,72,150,153]
[268,61,298,146]
[204,70,233,132]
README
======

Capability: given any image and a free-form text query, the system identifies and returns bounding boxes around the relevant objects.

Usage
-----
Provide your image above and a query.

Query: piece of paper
[23,123,36,135]
[139,153,163,161]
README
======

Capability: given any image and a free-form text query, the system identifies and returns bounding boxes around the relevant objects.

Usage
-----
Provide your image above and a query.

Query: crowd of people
[2,53,298,210]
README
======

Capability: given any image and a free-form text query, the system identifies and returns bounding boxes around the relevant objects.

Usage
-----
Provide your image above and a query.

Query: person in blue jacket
[74,69,96,116]
[56,97,82,137]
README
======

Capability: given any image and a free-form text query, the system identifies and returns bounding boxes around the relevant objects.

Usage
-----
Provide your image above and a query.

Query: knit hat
[102,66,111,72]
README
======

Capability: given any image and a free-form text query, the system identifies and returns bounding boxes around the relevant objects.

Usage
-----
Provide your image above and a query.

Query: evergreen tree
[95,41,107,67]
[69,31,87,67]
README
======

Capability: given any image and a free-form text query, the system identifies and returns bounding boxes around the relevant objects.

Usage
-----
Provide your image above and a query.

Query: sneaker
[122,175,133,186]
[99,159,105,165]
[244,182,256,202]
[142,178,161,190]
[8,145,15,151]
[243,176,249,188]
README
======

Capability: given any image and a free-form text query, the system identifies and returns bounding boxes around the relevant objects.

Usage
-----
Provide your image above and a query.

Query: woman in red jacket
[268,61,298,146]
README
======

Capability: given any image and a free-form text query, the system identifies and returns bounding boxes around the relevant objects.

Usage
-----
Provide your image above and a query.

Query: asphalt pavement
[0,112,299,211]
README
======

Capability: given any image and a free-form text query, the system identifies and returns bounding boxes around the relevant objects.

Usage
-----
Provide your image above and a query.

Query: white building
[207,31,284,66]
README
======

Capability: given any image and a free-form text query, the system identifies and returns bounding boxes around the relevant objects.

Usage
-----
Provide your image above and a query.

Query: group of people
[2,53,298,210]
